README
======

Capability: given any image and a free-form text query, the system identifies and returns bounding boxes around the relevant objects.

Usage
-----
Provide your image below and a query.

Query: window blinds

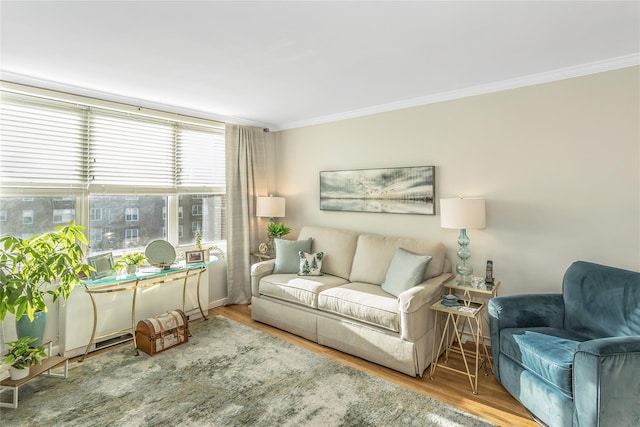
[176,126,225,192]
[0,93,88,193]
[0,88,225,194]
[89,110,176,190]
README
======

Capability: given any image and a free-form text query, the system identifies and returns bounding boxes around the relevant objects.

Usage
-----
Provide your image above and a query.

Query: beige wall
[274,67,640,296]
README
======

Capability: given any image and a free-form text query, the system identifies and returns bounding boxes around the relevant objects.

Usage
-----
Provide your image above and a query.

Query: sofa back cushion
[563,261,640,339]
[298,226,359,280]
[350,233,447,285]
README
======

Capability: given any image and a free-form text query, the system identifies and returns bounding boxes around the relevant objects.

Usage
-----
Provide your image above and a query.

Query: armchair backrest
[563,261,640,339]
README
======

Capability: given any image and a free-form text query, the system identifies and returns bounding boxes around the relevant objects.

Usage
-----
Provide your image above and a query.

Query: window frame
[0,82,227,252]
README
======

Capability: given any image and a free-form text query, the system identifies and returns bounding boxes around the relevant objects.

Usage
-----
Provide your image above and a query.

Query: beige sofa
[250,226,453,376]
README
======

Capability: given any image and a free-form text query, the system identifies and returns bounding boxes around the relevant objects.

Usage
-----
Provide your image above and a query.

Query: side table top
[430,300,485,318]
[445,280,501,296]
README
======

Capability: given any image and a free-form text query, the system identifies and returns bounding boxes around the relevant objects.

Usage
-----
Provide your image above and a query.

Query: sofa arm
[397,273,452,342]
[250,260,275,298]
[574,336,640,427]
[398,273,452,313]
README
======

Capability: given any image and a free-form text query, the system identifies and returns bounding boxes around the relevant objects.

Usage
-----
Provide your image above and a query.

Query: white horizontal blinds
[176,125,225,192]
[88,109,176,191]
[0,93,88,191]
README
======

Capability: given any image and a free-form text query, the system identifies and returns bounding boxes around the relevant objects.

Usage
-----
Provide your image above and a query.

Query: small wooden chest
[135,309,188,356]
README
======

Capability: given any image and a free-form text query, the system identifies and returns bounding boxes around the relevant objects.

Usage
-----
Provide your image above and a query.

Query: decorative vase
[10,366,30,380]
[16,310,47,346]
[127,265,137,274]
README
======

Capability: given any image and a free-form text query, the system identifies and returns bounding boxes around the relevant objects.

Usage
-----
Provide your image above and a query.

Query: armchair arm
[574,336,640,427]
[250,260,275,298]
[488,293,565,330]
[488,293,564,381]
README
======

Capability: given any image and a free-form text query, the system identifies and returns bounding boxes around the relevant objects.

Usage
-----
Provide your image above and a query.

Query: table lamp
[256,195,286,255]
[440,197,486,283]
[256,196,285,222]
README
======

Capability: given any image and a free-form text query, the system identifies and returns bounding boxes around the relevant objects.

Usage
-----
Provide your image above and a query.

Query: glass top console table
[80,259,216,360]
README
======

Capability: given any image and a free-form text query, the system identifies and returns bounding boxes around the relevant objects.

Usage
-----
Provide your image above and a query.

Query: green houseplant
[267,222,291,240]
[266,222,291,256]
[115,252,146,274]
[0,221,93,343]
[2,336,47,380]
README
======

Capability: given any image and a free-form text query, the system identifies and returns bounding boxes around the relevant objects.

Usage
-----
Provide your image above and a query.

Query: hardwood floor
[210,304,538,427]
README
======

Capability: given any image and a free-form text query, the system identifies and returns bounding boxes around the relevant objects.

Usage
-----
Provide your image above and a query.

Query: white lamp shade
[256,196,285,218]
[440,198,486,229]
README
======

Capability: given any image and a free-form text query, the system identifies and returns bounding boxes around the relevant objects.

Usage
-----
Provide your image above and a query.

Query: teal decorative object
[440,198,486,284]
[16,311,47,346]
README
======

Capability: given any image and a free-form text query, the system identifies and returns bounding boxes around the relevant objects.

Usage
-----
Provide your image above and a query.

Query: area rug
[1,316,496,427]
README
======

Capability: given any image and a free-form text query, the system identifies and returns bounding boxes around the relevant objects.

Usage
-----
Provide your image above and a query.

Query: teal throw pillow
[299,251,324,276]
[381,248,432,297]
[273,238,312,274]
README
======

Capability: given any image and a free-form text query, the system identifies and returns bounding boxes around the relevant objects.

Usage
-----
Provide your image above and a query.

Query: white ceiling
[1,1,639,130]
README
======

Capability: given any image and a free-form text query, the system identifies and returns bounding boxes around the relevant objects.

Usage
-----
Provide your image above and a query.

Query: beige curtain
[225,124,268,304]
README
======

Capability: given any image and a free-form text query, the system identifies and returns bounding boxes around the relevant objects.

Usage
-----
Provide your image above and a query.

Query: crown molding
[273,53,640,131]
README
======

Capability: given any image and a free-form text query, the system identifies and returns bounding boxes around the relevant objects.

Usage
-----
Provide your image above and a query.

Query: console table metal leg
[195,268,207,320]
[80,289,99,362]
[131,285,139,356]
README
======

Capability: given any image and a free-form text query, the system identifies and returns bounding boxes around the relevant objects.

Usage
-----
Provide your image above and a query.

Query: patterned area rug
[1,316,496,426]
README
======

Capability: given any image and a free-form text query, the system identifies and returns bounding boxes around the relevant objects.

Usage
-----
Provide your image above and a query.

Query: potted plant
[0,221,93,344]
[194,231,224,260]
[2,336,47,380]
[115,252,146,274]
[266,222,291,256]
[267,222,291,240]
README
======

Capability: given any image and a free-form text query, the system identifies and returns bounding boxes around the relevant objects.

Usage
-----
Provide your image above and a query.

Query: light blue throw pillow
[273,238,312,274]
[381,248,432,297]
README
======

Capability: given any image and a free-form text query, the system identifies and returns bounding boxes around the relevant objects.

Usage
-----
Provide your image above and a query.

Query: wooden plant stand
[0,340,68,409]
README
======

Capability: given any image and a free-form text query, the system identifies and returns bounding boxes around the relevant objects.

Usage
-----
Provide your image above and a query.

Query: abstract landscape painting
[320,166,435,215]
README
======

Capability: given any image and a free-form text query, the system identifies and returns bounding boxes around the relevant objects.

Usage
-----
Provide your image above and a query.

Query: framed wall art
[320,166,435,215]
[185,250,205,264]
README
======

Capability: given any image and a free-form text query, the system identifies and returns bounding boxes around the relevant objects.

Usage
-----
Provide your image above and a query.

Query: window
[90,208,102,221]
[91,227,103,243]
[0,83,226,254]
[0,210,6,221]
[125,228,139,246]
[0,197,78,236]
[53,208,75,224]
[22,210,34,225]
[125,207,139,222]
[90,195,167,253]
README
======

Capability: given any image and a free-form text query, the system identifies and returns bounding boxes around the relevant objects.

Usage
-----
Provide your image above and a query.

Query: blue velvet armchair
[489,261,640,427]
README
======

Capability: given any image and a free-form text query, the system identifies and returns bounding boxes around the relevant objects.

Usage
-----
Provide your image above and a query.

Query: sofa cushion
[381,248,431,297]
[259,274,349,308]
[318,282,399,332]
[350,233,446,285]
[273,238,312,274]
[298,251,324,276]
[298,226,359,280]
[500,327,588,398]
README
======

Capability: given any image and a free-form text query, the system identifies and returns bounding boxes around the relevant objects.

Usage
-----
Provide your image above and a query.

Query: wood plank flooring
[210,304,538,427]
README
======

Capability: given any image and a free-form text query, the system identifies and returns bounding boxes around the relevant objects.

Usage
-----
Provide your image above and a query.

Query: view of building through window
[0,194,226,255]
